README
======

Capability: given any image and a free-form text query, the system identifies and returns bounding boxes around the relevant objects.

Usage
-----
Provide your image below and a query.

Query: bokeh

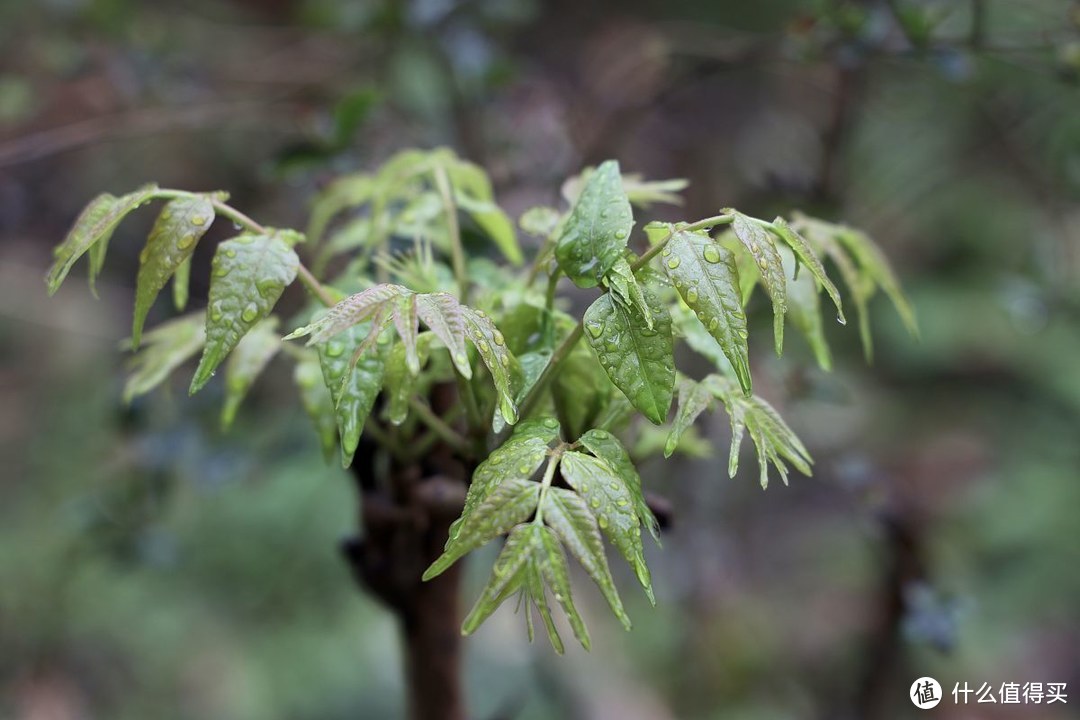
[2,1,1078,718]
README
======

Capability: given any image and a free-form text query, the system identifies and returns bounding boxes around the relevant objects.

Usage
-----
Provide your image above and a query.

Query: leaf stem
[409,397,472,456]
[433,165,470,303]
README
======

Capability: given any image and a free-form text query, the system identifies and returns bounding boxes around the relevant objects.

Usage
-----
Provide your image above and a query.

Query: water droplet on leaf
[703,246,721,264]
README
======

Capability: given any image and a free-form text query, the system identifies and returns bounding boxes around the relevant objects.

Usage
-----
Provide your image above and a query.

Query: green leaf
[172,256,191,311]
[47,184,158,295]
[556,160,633,289]
[461,524,535,635]
[294,350,338,463]
[132,195,216,347]
[729,211,787,355]
[780,245,832,370]
[190,234,299,394]
[415,292,472,378]
[284,283,406,344]
[533,525,591,650]
[604,257,653,330]
[558,450,654,603]
[663,230,752,394]
[665,377,714,458]
[542,486,631,630]
[705,375,812,489]
[578,428,659,543]
[392,293,421,375]
[121,312,205,403]
[462,306,518,425]
[770,217,845,325]
[835,227,918,337]
[384,333,433,425]
[441,154,522,265]
[448,418,558,543]
[424,478,541,580]
[221,317,281,429]
[318,321,387,468]
[582,289,674,425]
[519,206,562,237]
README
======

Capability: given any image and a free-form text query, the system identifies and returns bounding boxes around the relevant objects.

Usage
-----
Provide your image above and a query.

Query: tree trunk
[341,383,472,720]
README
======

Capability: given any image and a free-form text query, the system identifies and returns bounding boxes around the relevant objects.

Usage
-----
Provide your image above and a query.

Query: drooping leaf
[446,418,559,543]
[461,306,518,425]
[190,234,299,393]
[121,312,205,403]
[318,320,386,468]
[416,292,472,378]
[393,293,421,375]
[835,226,918,336]
[384,333,433,425]
[578,428,659,543]
[294,350,338,463]
[47,184,158,295]
[541,486,630,629]
[780,245,832,370]
[132,195,216,347]
[770,217,845,325]
[663,230,752,394]
[221,317,281,429]
[172,256,191,311]
[620,174,689,207]
[582,289,674,425]
[284,283,406,344]
[558,450,654,603]
[533,525,591,650]
[705,375,812,489]
[729,210,787,355]
[665,377,715,458]
[556,160,633,289]
[424,478,541,579]
[461,523,535,637]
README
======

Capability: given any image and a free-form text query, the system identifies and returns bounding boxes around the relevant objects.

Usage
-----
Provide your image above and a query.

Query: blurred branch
[0,101,304,168]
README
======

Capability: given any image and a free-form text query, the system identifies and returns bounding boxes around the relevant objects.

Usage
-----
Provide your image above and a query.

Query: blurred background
[2,0,1079,718]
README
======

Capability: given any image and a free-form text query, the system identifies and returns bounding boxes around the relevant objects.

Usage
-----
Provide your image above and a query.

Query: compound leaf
[559,450,653,603]
[542,486,630,629]
[583,290,674,425]
[663,230,751,394]
[121,311,205,403]
[133,195,216,347]
[705,375,812,489]
[425,478,541,580]
[221,317,281,429]
[190,234,298,394]
[47,184,158,295]
[446,418,558,544]
[556,160,633,288]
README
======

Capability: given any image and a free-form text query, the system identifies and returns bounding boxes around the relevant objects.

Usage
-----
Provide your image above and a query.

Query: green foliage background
[2,0,1079,718]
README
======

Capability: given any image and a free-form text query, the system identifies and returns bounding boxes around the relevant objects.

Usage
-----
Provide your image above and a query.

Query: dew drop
[500,354,510,367]
[191,216,207,227]
[708,317,719,332]
[256,279,278,297]
[590,497,601,509]
[210,303,223,322]
[591,429,608,438]
[598,515,609,529]
[667,257,681,269]
[454,353,468,367]
[836,314,847,326]
[685,288,699,305]
[477,340,490,354]
[585,321,603,339]
[616,498,628,507]
[177,234,196,250]
[614,229,627,240]
[326,342,345,358]
[241,303,258,323]
[661,247,671,257]
[703,246,722,264]
[214,265,229,278]
[518,463,531,474]
[492,331,505,346]
[543,417,558,428]
[225,249,237,258]
[160,210,173,221]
